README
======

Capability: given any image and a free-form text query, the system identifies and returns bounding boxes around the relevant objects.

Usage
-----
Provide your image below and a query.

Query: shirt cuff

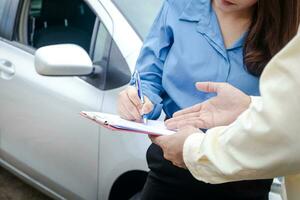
[183,129,236,184]
[183,132,210,182]
[250,96,261,108]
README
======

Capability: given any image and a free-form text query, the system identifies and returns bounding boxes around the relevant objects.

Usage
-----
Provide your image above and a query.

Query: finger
[165,120,181,129]
[124,92,144,120]
[169,159,185,168]
[148,134,158,143]
[174,162,186,169]
[173,104,202,117]
[181,125,201,132]
[174,118,207,129]
[118,90,139,120]
[151,136,165,147]
[117,99,132,120]
[142,96,153,114]
[178,125,202,133]
[166,113,200,129]
[177,163,187,169]
[118,102,138,121]
[166,120,184,129]
[170,112,200,122]
[127,86,143,108]
[123,101,141,120]
[118,93,141,121]
[195,82,223,93]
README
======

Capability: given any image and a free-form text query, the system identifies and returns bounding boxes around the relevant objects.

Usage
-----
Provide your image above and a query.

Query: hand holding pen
[117,70,153,123]
[134,70,148,124]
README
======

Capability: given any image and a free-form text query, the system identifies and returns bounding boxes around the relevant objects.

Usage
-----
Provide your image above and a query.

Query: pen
[134,70,148,124]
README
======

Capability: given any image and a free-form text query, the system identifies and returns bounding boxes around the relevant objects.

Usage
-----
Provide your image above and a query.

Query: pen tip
[143,118,148,124]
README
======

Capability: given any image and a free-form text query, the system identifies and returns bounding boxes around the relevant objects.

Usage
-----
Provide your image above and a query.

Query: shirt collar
[228,31,248,50]
[179,0,245,55]
[179,0,211,25]
[179,0,228,58]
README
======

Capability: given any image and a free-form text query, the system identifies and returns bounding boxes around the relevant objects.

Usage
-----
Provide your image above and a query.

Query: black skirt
[140,143,273,200]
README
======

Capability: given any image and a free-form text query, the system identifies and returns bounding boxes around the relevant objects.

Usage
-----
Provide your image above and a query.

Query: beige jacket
[183,33,300,200]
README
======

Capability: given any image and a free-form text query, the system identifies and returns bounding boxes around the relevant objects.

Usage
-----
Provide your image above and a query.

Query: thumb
[195,82,222,93]
[151,135,164,147]
[142,96,153,114]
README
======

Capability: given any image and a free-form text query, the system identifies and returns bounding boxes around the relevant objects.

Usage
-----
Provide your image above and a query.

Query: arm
[133,0,173,119]
[118,1,173,121]
[183,33,300,183]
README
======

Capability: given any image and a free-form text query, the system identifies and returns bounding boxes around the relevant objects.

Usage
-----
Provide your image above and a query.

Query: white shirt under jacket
[183,32,300,200]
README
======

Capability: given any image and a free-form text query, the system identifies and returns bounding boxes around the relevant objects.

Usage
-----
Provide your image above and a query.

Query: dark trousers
[140,144,273,200]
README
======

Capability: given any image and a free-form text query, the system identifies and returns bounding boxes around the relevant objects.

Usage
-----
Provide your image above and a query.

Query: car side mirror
[35,44,94,76]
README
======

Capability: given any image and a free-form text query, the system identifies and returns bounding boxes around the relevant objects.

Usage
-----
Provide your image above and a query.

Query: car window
[93,23,110,63]
[0,0,9,20]
[82,21,131,90]
[20,0,131,90]
[0,0,19,39]
[112,0,163,40]
[30,0,43,17]
[27,0,96,52]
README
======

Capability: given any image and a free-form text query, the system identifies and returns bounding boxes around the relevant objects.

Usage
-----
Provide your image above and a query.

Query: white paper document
[80,111,175,136]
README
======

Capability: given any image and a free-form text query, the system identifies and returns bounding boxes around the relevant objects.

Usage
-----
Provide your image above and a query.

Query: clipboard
[80,111,175,136]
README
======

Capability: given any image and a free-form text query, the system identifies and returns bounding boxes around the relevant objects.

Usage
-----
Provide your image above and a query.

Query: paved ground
[0,166,53,200]
[0,165,283,200]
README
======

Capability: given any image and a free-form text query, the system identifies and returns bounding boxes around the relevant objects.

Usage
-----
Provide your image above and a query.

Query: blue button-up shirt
[133,0,259,119]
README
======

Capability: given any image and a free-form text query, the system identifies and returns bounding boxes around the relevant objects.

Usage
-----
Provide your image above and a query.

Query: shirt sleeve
[130,0,173,119]
[183,33,300,184]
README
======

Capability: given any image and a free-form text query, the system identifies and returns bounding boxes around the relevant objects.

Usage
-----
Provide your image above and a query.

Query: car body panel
[0,0,150,199]
[0,38,102,199]
[95,0,143,72]
[97,86,150,200]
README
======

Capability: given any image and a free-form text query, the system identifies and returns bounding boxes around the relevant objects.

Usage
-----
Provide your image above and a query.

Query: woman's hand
[117,86,153,121]
[165,82,251,129]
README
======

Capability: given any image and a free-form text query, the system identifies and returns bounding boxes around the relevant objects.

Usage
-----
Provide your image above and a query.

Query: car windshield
[112,0,163,40]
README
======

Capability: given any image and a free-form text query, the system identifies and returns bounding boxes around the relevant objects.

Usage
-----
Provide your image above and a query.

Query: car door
[0,0,108,199]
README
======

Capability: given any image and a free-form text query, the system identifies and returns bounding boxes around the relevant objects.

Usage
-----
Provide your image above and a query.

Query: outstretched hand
[165,82,251,129]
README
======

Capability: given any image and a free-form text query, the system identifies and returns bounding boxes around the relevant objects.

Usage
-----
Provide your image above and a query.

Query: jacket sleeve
[183,33,300,184]
[130,0,173,119]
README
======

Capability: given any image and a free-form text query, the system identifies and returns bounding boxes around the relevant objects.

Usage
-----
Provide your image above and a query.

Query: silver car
[0,0,162,199]
[0,0,283,199]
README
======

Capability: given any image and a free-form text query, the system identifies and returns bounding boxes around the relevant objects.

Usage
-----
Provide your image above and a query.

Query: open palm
[165,82,251,129]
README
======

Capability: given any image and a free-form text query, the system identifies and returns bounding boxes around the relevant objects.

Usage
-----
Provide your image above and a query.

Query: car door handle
[0,59,15,78]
